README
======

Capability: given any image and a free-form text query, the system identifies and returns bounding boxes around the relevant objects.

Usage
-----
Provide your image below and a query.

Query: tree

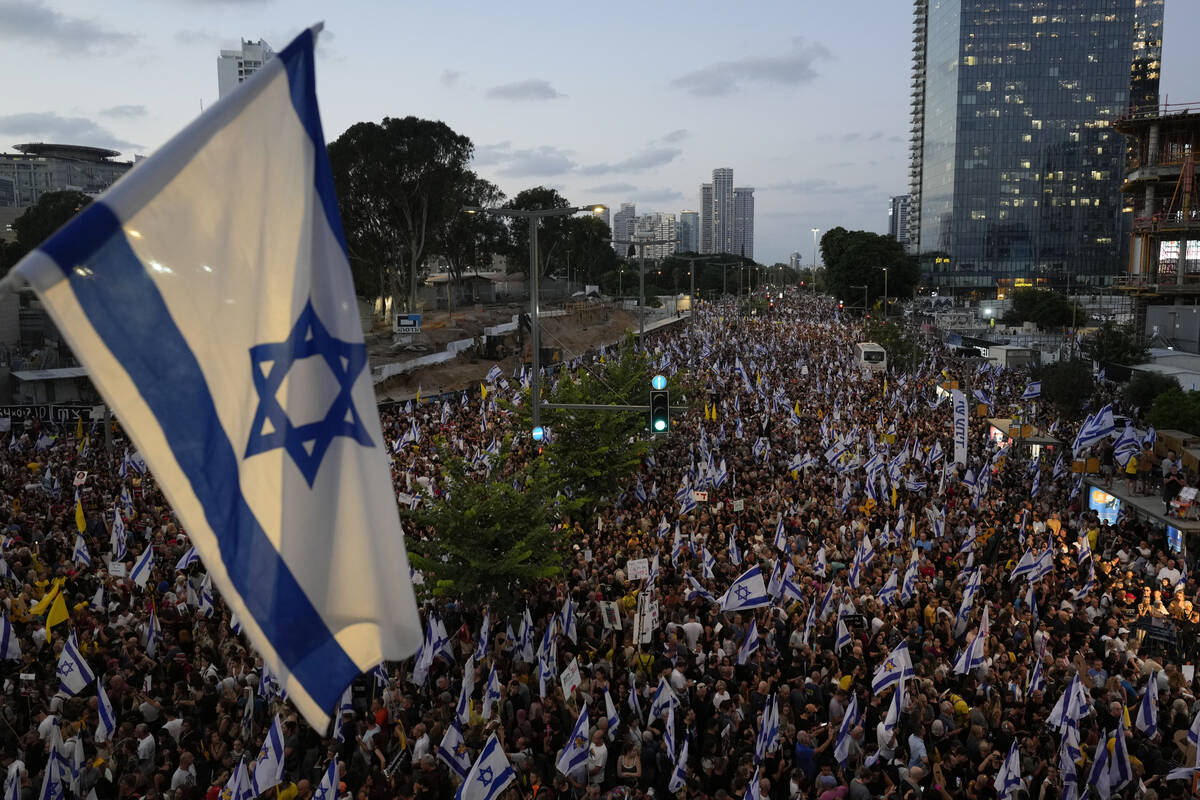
[819,228,919,311]
[504,186,572,277]
[1001,289,1086,331]
[1121,371,1180,413]
[1086,321,1148,365]
[1034,359,1094,420]
[0,191,93,274]
[328,117,474,313]
[1146,389,1200,436]
[406,442,566,614]
[434,171,507,308]
[864,319,921,371]
[560,214,617,285]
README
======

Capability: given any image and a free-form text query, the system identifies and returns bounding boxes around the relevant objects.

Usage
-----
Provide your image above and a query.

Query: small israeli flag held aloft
[4,26,420,728]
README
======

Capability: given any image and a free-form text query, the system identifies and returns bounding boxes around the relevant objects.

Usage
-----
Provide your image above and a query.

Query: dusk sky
[2,0,1198,265]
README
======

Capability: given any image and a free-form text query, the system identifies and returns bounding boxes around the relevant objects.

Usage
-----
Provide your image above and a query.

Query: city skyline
[1,0,1198,265]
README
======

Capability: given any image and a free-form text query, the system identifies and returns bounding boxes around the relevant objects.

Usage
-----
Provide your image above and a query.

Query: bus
[855,342,887,373]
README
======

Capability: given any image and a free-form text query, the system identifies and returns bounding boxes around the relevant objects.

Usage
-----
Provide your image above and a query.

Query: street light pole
[609,237,673,348]
[811,227,820,277]
[882,267,888,319]
[465,203,605,433]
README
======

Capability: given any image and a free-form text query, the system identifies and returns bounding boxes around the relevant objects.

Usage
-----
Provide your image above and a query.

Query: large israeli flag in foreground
[7,25,420,728]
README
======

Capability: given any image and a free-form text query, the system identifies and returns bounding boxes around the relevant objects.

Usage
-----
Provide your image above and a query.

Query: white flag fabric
[250,715,285,796]
[720,565,770,611]
[0,613,20,661]
[313,761,338,800]
[223,758,253,800]
[438,721,473,780]
[7,26,420,728]
[96,684,117,742]
[555,705,590,778]
[56,632,96,697]
[129,545,154,590]
[871,640,914,693]
[455,733,515,800]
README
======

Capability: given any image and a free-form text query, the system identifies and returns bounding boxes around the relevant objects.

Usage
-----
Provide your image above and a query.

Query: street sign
[394,313,422,334]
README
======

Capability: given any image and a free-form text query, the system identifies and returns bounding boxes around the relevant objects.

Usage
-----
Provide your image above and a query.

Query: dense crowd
[1,293,1199,800]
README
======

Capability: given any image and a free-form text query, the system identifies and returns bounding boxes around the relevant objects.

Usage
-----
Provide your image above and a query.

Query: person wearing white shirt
[410,724,431,762]
[136,725,156,773]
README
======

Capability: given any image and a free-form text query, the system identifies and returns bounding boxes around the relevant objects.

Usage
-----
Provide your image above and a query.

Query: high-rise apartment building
[700,184,714,253]
[218,39,275,98]
[888,195,911,249]
[712,168,734,254]
[679,210,700,253]
[633,213,678,260]
[789,252,803,270]
[909,0,1163,293]
[732,187,755,260]
[611,203,636,255]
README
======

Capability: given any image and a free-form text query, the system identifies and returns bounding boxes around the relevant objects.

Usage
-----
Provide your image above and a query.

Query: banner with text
[951,389,968,465]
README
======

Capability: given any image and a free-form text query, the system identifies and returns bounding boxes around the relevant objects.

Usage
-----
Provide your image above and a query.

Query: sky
[2,0,1198,266]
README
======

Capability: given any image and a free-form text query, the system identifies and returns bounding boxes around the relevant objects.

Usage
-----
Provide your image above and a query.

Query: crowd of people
[1,292,1198,800]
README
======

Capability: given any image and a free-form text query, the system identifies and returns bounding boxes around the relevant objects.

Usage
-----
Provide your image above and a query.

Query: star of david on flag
[456,733,514,800]
[4,26,421,729]
[720,565,769,612]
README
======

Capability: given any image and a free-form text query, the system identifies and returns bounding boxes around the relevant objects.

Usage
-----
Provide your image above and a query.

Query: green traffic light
[653,419,667,431]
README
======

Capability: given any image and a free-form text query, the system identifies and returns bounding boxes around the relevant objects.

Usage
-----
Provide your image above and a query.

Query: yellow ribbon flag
[793,401,800,417]
[76,416,83,440]
[30,578,65,616]
[416,386,421,405]
[480,382,488,402]
[46,591,69,639]
[891,486,898,508]
[75,493,86,532]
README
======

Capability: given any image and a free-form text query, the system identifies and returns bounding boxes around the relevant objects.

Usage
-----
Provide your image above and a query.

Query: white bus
[855,342,887,373]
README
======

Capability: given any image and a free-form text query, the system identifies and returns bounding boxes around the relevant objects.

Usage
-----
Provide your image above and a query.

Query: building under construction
[1114,103,1200,352]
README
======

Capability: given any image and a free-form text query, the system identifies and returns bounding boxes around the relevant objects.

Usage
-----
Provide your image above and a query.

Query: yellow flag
[883,378,888,396]
[75,416,83,440]
[793,401,800,416]
[30,578,64,616]
[891,486,898,508]
[75,494,86,532]
[416,386,421,405]
[46,591,69,639]
[480,382,488,402]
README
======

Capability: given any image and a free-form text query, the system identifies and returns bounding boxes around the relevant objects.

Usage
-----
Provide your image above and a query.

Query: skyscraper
[712,168,734,254]
[611,203,636,255]
[909,0,1163,294]
[888,195,911,249]
[732,187,755,260]
[679,210,700,253]
[633,213,678,260]
[700,184,714,254]
[217,39,275,98]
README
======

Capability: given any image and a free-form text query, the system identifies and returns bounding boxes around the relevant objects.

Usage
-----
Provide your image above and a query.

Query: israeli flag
[736,619,760,665]
[313,760,338,800]
[5,27,420,727]
[72,534,92,568]
[96,683,117,742]
[439,721,473,780]
[667,736,689,794]
[993,741,1023,799]
[223,758,253,800]
[481,666,502,721]
[834,692,858,767]
[455,733,515,800]
[871,640,914,693]
[250,715,285,796]
[1134,673,1159,738]
[175,545,199,571]
[129,545,155,590]
[1,612,21,661]
[145,608,161,658]
[556,705,590,778]
[719,565,769,611]
[604,687,620,739]
[953,605,990,675]
[56,632,96,696]
[1021,381,1041,400]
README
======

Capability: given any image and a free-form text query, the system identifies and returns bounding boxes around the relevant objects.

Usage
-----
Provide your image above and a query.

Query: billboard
[1088,487,1121,525]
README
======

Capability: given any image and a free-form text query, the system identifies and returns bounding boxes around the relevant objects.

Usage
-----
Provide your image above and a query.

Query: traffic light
[838,300,844,310]
[649,389,670,434]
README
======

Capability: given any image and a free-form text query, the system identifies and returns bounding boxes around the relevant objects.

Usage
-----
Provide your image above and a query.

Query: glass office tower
[909,0,1163,294]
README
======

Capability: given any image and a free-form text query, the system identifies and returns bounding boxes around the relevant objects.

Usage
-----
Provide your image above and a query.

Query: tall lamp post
[811,227,820,279]
[881,267,888,319]
[609,237,674,348]
[465,203,605,432]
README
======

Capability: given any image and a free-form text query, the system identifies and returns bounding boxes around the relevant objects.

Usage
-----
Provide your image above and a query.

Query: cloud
[629,188,684,206]
[657,129,688,144]
[0,112,141,152]
[485,79,564,101]
[440,69,462,87]
[671,38,829,96]
[0,0,136,54]
[579,147,682,176]
[762,178,877,195]
[100,105,147,119]
[173,28,218,45]
[586,182,638,194]
[473,141,576,177]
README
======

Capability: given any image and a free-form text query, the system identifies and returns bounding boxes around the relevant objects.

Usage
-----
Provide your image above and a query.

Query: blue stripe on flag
[39,202,357,712]
[278,29,348,257]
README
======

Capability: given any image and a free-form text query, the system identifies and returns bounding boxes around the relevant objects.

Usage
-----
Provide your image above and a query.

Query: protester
[0,292,1195,800]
